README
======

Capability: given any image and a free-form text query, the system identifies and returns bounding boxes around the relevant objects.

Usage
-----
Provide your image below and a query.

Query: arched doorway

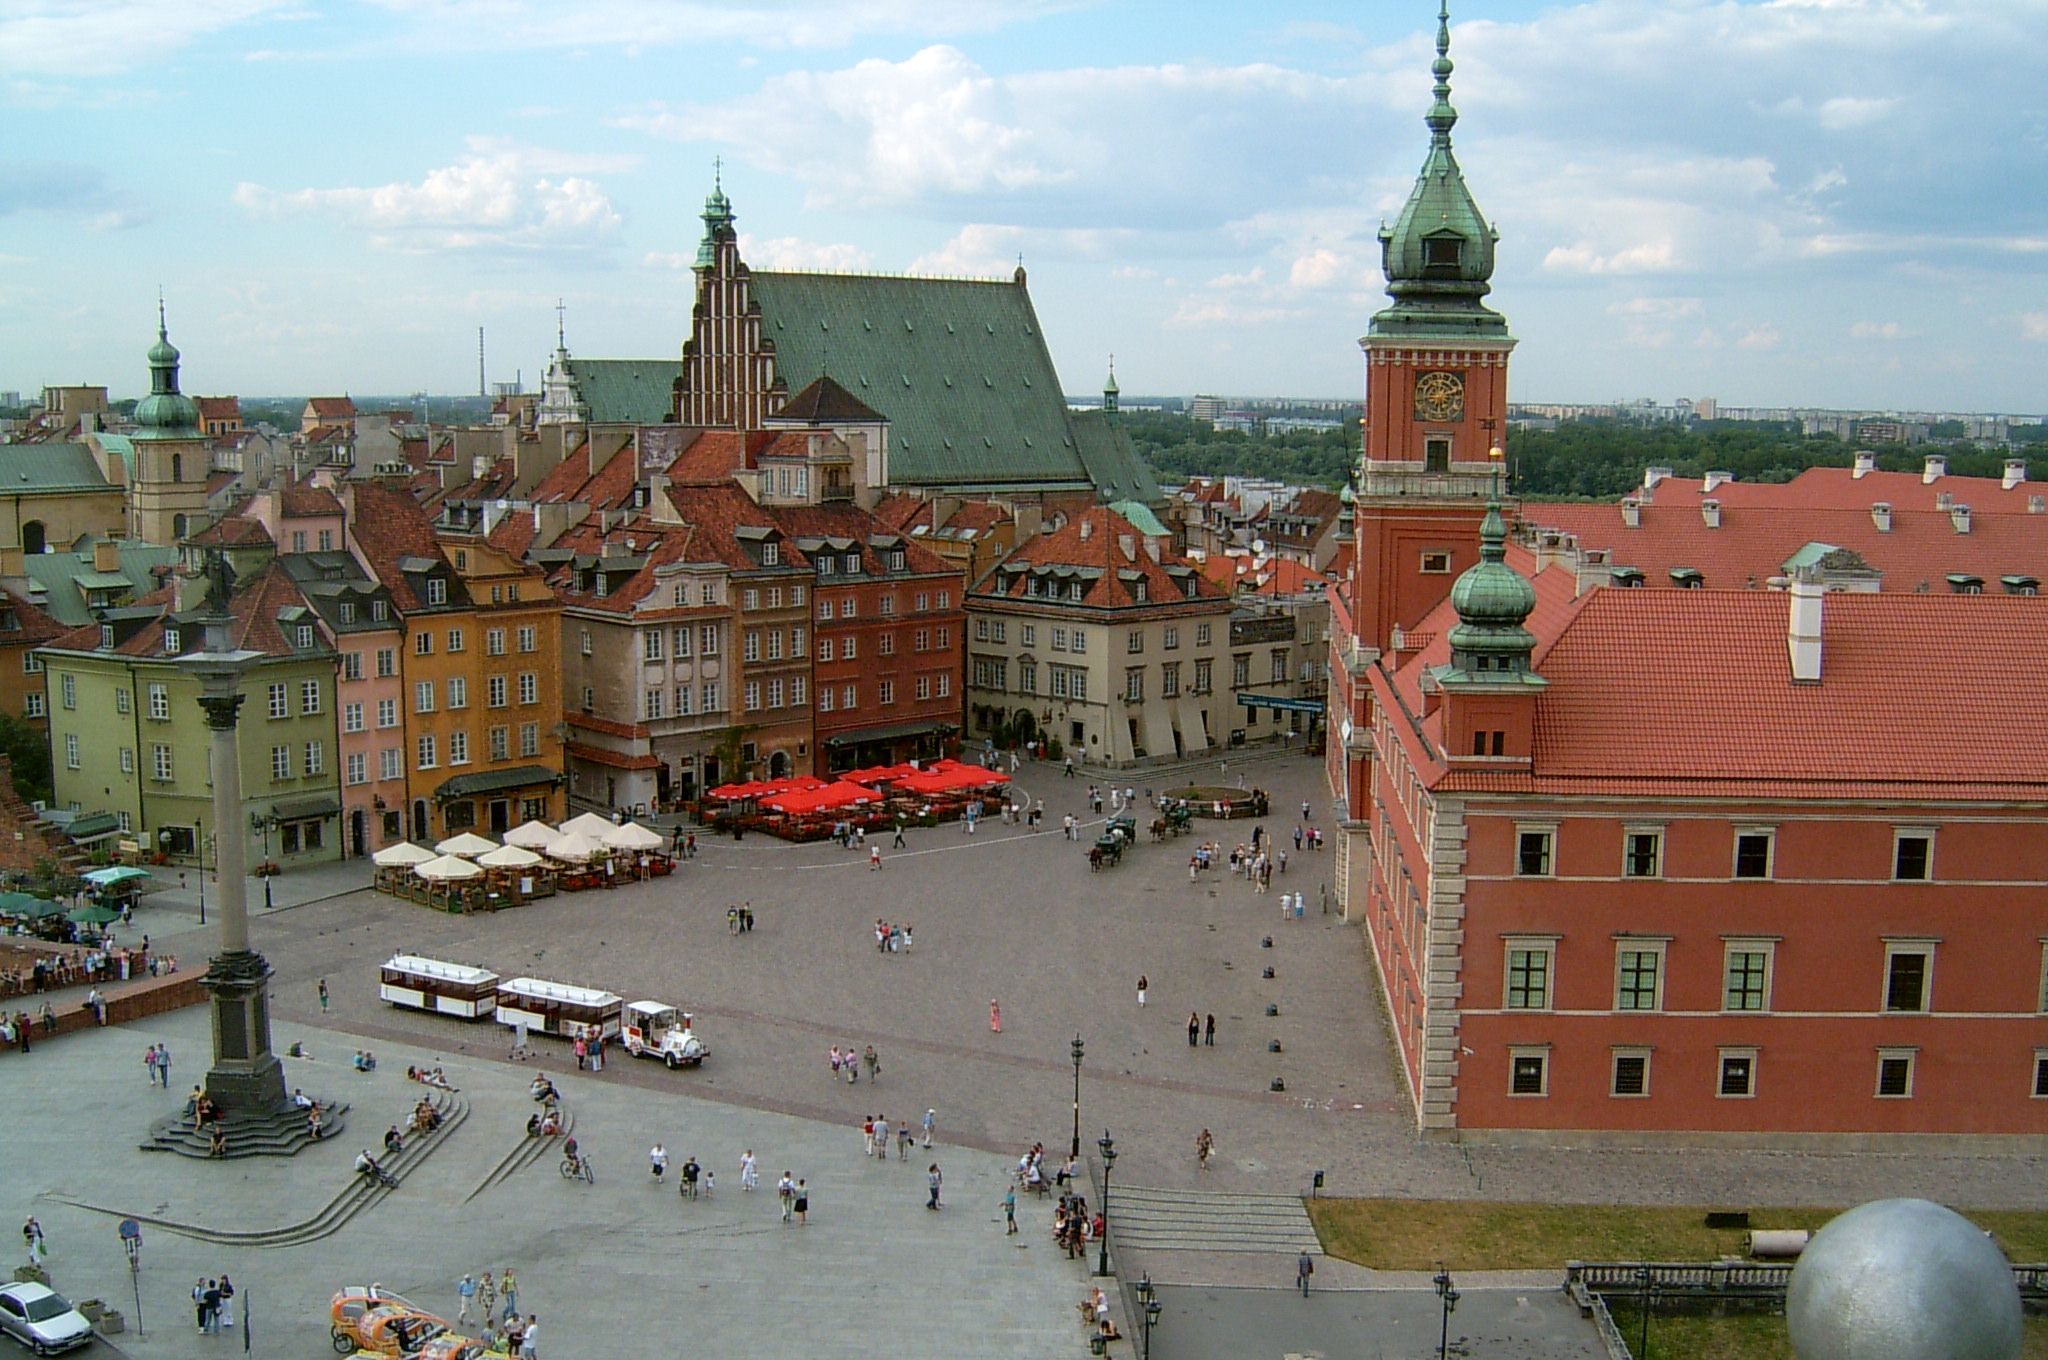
[768,749,792,779]
[1012,709,1038,741]
[19,522,44,556]
[350,808,368,858]
[410,799,428,843]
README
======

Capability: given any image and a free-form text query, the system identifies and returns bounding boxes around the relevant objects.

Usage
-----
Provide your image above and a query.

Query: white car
[0,1282,93,1355]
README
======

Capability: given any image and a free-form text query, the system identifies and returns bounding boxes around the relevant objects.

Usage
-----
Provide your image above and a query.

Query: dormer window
[426,577,447,605]
[763,542,781,567]
[844,553,862,575]
[1133,581,1148,604]
[372,599,388,622]
[99,625,113,650]
[817,556,835,576]
[162,627,180,653]
[296,624,315,649]
[1423,234,1464,276]
[338,601,356,624]
[889,549,907,572]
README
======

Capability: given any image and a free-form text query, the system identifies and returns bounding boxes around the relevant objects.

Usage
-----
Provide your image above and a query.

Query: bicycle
[560,1153,595,1184]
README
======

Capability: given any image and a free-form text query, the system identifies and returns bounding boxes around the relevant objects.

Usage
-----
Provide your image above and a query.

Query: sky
[3,0,2046,413]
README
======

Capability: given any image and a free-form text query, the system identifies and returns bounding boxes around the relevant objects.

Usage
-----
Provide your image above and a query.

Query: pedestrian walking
[863,1044,880,1082]
[158,1042,171,1087]
[218,1274,235,1328]
[863,1115,876,1157]
[922,1108,935,1148]
[1187,1012,1200,1046]
[870,844,882,870]
[1136,975,1148,1008]
[144,1044,158,1084]
[192,1279,208,1333]
[1297,1250,1315,1296]
[573,1036,587,1070]
[893,822,907,849]
[318,977,329,1013]
[989,999,1001,1033]
[517,1314,538,1359]
[457,1273,477,1326]
[21,1218,45,1267]
[1205,1013,1216,1045]
[203,1279,222,1334]
[500,1268,518,1322]
[874,1114,890,1156]
[926,1163,943,1209]
[1003,1185,1018,1234]
[794,1179,809,1224]
[778,1172,795,1222]
[478,1270,497,1322]
[1294,826,1304,851]
[740,1149,759,1192]
[1196,1128,1215,1168]
[898,1125,914,1160]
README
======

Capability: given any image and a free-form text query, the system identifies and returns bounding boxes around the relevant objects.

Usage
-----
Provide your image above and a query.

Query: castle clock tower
[1350,1,1515,658]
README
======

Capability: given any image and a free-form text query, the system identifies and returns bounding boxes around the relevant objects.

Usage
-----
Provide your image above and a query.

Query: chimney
[1702,470,1733,493]
[1079,519,1093,542]
[1788,566,1824,683]
[1117,534,1135,560]
[648,474,684,525]
[1922,454,1947,483]
[1144,538,1162,563]
[1935,490,1953,511]
[1701,498,1722,529]
[1642,466,1672,491]
[1852,451,1878,479]
[1870,502,1892,532]
[1620,496,1641,528]
[1951,504,1972,535]
[2004,459,2028,491]
[93,539,121,573]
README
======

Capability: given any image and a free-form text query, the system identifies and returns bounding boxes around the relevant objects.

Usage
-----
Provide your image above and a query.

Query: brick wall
[0,972,207,1055]
[0,752,81,875]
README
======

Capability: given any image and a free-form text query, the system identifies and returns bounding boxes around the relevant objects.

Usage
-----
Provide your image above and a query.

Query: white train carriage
[492,976,623,1042]
[379,955,500,1019]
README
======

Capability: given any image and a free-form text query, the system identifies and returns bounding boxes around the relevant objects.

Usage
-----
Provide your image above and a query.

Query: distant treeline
[1128,410,2046,500]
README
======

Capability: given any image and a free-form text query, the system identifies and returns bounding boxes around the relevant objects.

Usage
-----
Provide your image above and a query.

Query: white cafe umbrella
[560,811,620,839]
[503,820,557,850]
[603,821,666,851]
[372,842,436,867]
[414,854,484,882]
[434,831,500,858]
[543,830,603,863]
[477,843,544,869]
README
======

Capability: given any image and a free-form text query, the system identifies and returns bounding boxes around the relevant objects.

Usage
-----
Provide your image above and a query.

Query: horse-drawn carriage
[1088,816,1138,871]
[1151,801,1195,840]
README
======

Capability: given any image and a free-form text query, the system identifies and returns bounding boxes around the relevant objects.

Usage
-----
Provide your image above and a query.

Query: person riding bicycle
[562,1136,582,1174]
[649,1143,668,1183]
[679,1155,700,1197]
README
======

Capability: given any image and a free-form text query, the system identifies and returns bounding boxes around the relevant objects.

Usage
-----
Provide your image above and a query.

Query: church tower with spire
[127,303,212,545]
[673,171,786,428]
[1348,1,1515,659]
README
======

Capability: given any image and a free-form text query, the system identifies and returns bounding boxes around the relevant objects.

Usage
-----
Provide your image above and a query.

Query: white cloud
[1849,320,1910,340]
[2021,314,2048,343]
[908,224,1018,276]
[1165,297,1299,329]
[1609,297,1704,319]
[1737,326,1782,352]
[0,1,290,75]
[356,0,1074,53]
[1205,267,1266,290]
[1543,239,1680,275]
[1287,249,1353,289]
[736,233,872,271]
[235,139,628,258]
[1817,96,1899,130]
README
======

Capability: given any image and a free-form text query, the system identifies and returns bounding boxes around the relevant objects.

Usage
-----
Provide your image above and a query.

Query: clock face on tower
[1413,370,1465,423]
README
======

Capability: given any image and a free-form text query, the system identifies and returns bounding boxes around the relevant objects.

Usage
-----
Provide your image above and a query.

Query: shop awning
[822,719,953,748]
[434,765,562,802]
[270,796,341,821]
[64,813,122,842]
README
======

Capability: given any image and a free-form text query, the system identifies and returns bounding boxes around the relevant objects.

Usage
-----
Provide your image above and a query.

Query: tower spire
[556,298,566,350]
[1426,0,1457,148]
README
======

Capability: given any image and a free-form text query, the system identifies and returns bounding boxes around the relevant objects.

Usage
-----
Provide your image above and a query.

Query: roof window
[1945,574,1984,595]
[1610,567,1645,588]
[1669,568,1704,589]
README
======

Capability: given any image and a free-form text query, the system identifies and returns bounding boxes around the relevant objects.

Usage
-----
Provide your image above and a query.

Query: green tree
[0,711,53,806]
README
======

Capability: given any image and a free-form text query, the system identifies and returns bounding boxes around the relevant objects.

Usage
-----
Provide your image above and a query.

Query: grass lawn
[1600,1308,2048,1360]
[1304,1199,2048,1273]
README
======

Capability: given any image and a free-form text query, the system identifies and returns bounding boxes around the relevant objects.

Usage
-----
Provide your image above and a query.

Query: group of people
[452,1270,524,1344]
[0,941,154,996]
[351,1049,379,1070]
[859,1109,936,1160]
[870,919,913,953]
[1185,1011,1218,1046]
[406,1063,455,1090]
[1052,1189,1101,1259]
[724,903,757,934]
[1,1004,56,1051]
[828,1044,882,1083]
[646,1144,709,1195]
[190,1275,236,1333]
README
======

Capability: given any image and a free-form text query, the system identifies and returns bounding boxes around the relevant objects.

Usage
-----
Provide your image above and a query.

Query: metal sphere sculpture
[1787,1198,2021,1360]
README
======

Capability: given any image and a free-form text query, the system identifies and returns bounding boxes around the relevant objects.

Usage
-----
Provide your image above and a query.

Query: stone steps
[1106,1185,1322,1254]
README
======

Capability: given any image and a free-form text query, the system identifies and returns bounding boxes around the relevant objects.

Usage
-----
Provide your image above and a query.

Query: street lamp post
[1136,1274,1161,1360]
[259,816,275,910]
[1636,1266,1661,1360]
[1433,1263,1460,1360]
[118,1219,142,1339]
[1070,1034,1085,1160]
[1095,1131,1116,1277]
[195,815,204,927]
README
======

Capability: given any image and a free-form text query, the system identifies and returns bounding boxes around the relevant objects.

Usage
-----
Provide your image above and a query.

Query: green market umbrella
[0,894,64,919]
[82,867,153,887]
[67,905,123,926]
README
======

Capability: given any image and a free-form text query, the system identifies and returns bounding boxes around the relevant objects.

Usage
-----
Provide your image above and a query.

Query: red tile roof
[346,481,461,611]
[281,484,345,518]
[873,493,931,533]
[45,560,321,660]
[975,506,1227,611]
[768,503,955,577]
[1520,500,2048,592]
[567,713,650,739]
[666,430,756,483]
[0,587,68,647]
[566,742,663,771]
[306,397,356,420]
[184,516,273,548]
[1643,465,2042,515]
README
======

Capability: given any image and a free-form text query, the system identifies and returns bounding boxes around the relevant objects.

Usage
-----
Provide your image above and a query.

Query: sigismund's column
[179,579,287,1122]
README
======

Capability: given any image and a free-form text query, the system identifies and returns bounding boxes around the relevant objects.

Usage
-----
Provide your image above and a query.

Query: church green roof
[132,307,202,440]
[747,271,1108,493]
[0,443,117,495]
[565,358,682,425]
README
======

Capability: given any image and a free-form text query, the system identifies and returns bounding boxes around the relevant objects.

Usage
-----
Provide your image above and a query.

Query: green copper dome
[696,175,736,269]
[1446,501,1536,664]
[132,304,201,440]
[1369,2,1508,343]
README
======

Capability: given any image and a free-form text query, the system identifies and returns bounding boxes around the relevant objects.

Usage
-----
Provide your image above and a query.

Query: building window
[1508,1048,1549,1097]
[818,687,834,713]
[791,675,806,706]
[673,625,692,658]
[1718,1050,1758,1098]
[701,682,719,713]
[346,752,367,785]
[842,636,857,660]
[1127,629,1144,654]
[1017,662,1036,695]
[517,627,536,652]
[767,678,785,709]
[1163,626,1179,650]
[937,673,950,698]
[744,631,761,662]
[376,648,396,678]
[425,577,447,605]
[879,594,895,616]
[415,631,433,656]
[1196,623,1212,646]
[520,723,539,757]
[878,679,895,705]
[744,682,761,712]
[1893,829,1934,882]
[819,639,835,663]
[744,588,760,611]
[762,544,780,568]
[153,743,172,780]
[301,679,322,714]
[1161,662,1180,698]
[1233,654,1250,688]
[1884,943,1935,1012]
[878,632,894,657]
[271,744,292,780]
[1615,945,1665,1011]
[376,697,398,728]
[305,740,324,775]
[643,630,664,662]
[372,600,389,622]
[1875,1049,1917,1099]
[700,583,718,605]
[1723,943,1774,1012]
[24,692,43,719]
[489,726,509,761]
[1420,551,1453,574]
[449,676,469,710]
[1611,1050,1651,1098]
[1516,827,1554,877]
[1623,828,1662,878]
[163,627,182,653]
[839,598,856,619]
[646,688,665,720]
[62,732,77,769]
[380,748,402,781]
[2033,1052,2048,1099]
[1124,668,1144,703]
[488,629,507,656]
[1270,650,1288,684]
[416,734,438,769]
[1194,657,1212,693]
[342,651,362,681]
[446,628,464,653]
[415,681,435,714]
[488,675,507,708]
[267,683,288,719]
[22,653,41,674]
[1733,828,1775,879]
[118,747,134,774]
[448,731,468,764]
[1503,941,1554,1010]
[700,626,719,657]
[842,684,857,709]
[766,631,783,661]
[518,673,537,705]
[792,627,806,658]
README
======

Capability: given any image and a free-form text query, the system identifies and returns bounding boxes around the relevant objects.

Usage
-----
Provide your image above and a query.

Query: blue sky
[4,0,2046,412]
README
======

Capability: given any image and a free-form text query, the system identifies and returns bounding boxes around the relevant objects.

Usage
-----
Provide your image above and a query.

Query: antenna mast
[477,326,487,398]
